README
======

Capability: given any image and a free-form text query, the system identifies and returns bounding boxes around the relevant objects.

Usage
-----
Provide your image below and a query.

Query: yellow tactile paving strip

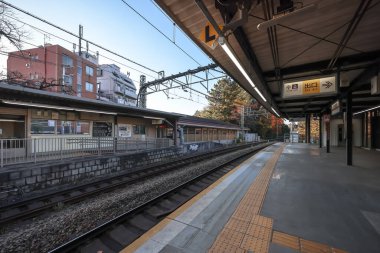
[208,144,285,253]
[272,231,349,253]
[208,144,349,253]
[122,149,264,253]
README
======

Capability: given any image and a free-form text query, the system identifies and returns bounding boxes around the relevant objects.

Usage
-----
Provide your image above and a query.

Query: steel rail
[49,142,274,253]
[0,142,264,225]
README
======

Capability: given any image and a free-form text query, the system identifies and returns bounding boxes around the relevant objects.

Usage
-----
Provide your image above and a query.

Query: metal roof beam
[263,51,380,78]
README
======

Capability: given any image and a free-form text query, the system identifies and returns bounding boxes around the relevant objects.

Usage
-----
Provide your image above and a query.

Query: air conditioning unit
[371,73,380,95]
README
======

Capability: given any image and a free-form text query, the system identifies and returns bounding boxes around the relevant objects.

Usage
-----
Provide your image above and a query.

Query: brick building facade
[7,44,97,99]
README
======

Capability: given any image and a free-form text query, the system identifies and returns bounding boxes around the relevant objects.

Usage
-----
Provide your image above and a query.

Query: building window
[77,83,82,97]
[31,54,39,61]
[29,73,39,80]
[97,68,103,77]
[112,71,120,78]
[86,66,94,76]
[57,120,90,135]
[62,54,73,67]
[57,121,75,135]
[63,75,73,85]
[93,122,112,137]
[85,82,93,92]
[77,66,82,76]
[76,121,90,135]
[31,120,56,134]
[77,66,82,84]
[133,125,146,135]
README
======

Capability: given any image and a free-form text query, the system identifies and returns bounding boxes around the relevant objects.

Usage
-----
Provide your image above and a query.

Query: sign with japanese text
[118,124,132,138]
[282,76,336,98]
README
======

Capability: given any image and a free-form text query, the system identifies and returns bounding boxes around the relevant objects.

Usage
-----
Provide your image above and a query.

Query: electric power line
[149,0,215,62]
[2,12,158,79]
[120,0,202,66]
[0,49,141,86]
[1,0,159,74]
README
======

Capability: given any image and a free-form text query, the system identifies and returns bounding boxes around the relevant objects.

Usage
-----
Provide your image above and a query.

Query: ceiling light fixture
[0,119,25,122]
[271,107,280,117]
[219,37,267,102]
[353,105,380,115]
[257,4,316,30]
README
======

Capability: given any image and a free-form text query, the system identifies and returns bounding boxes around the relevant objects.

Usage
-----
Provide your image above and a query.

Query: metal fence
[0,137,174,167]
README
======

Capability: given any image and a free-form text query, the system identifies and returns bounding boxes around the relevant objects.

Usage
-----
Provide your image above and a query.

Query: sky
[0,0,220,115]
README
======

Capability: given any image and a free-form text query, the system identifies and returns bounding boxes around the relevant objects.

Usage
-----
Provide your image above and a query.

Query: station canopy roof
[155,0,380,119]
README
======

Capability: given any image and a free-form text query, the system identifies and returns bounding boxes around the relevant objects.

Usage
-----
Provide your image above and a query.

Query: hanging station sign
[331,100,341,116]
[282,76,337,98]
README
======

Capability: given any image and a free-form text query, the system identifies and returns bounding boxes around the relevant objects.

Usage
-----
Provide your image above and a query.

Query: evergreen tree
[194,77,289,139]
[195,78,249,124]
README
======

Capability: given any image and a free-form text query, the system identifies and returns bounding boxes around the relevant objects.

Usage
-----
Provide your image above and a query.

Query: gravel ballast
[0,145,265,252]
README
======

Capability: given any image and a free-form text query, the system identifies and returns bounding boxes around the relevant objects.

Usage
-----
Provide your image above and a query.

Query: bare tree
[4,71,76,95]
[0,3,28,50]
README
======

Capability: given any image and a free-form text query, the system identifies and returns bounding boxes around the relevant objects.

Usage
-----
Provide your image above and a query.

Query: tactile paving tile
[246,224,272,240]
[216,228,246,247]
[208,144,286,253]
[240,234,270,253]
[231,209,255,221]
[250,215,273,228]
[300,238,332,253]
[225,217,250,234]
[208,241,248,253]
[272,231,300,251]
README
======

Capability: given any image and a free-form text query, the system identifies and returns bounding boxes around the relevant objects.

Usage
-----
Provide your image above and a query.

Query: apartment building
[97,64,137,106]
[7,44,98,99]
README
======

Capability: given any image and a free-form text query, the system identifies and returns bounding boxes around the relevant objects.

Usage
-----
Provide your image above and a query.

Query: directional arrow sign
[199,21,223,49]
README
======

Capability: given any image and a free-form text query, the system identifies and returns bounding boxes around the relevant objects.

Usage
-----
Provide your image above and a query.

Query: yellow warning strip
[209,143,349,253]
[122,146,264,253]
[272,230,349,253]
[209,143,285,253]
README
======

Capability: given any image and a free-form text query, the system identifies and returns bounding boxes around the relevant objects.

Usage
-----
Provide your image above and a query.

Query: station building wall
[182,127,237,143]
[0,106,164,141]
[322,117,361,147]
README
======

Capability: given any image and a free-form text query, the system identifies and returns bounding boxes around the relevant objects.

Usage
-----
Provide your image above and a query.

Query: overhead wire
[1,0,159,74]
[2,12,158,79]
[2,0,224,105]
[149,0,215,62]
[120,0,202,66]
[0,49,141,88]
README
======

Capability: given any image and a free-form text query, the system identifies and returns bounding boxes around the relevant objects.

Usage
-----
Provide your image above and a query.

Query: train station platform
[122,143,380,253]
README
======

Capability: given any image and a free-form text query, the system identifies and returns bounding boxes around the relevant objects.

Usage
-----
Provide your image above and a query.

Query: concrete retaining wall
[0,141,227,200]
[0,146,184,199]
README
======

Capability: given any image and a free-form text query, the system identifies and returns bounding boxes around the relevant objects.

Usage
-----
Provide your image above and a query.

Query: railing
[0,137,173,168]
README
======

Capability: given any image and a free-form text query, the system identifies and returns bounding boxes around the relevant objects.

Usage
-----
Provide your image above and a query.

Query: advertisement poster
[118,124,132,138]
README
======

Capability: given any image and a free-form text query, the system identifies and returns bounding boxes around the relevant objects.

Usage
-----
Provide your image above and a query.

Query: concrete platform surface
[123,143,380,253]
[262,143,380,253]
[123,144,281,253]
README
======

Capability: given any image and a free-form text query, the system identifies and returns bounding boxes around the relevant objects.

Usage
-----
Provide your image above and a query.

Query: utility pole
[139,75,147,108]
[240,106,245,141]
[79,25,83,56]
[276,118,279,139]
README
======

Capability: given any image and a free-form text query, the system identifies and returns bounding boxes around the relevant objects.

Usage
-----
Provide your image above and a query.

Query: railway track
[0,142,267,226]
[49,142,273,253]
